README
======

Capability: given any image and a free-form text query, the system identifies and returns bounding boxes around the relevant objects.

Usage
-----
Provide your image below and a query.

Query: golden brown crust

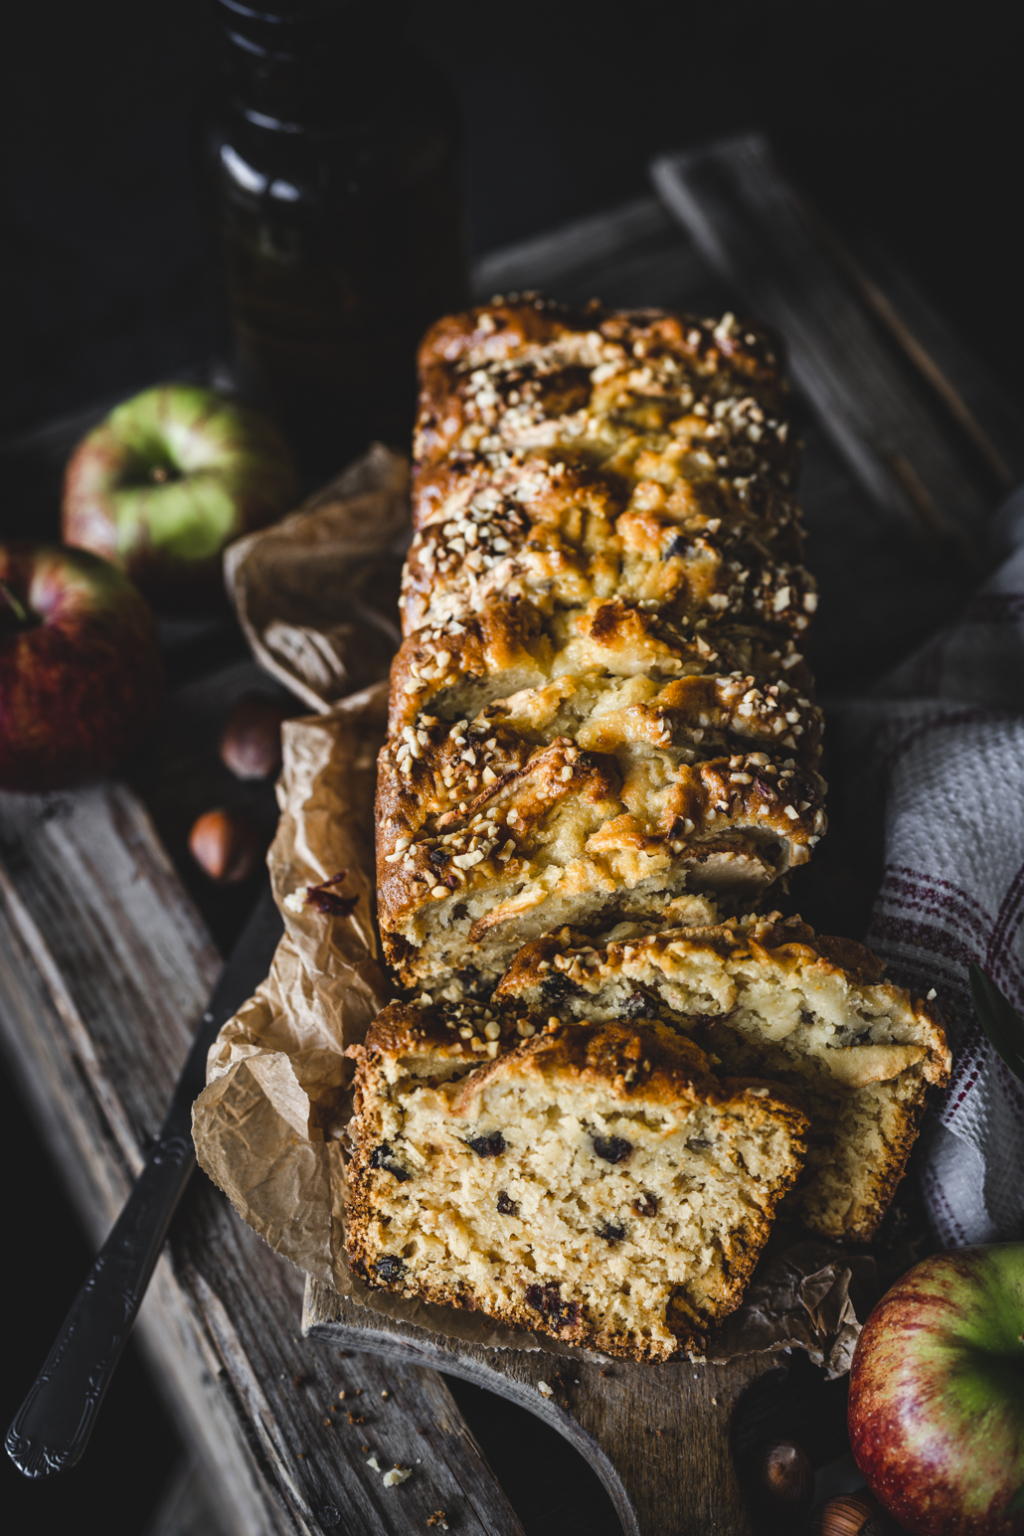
[837,1077,930,1242]
[495,913,903,1005]
[493,912,951,1094]
[376,716,824,989]
[413,301,794,483]
[387,599,820,744]
[377,298,824,991]
[401,460,811,640]
[358,996,522,1062]
[356,1001,723,1103]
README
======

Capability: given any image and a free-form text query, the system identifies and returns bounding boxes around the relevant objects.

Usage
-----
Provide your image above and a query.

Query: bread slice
[377,726,823,992]
[494,912,951,1240]
[346,1000,808,1360]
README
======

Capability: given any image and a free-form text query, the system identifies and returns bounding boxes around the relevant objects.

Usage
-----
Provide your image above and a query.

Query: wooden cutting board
[304,1281,773,1535]
[2,131,1021,1536]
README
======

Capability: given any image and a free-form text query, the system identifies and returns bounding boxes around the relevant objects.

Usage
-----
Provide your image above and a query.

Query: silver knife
[5,881,283,1478]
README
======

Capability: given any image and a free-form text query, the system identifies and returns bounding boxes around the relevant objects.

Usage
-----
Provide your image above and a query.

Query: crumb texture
[347,1008,807,1359]
[494,910,950,1241]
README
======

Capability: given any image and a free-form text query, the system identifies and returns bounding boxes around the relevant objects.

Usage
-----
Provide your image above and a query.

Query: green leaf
[969,964,1024,1087]
[1009,1481,1024,1513]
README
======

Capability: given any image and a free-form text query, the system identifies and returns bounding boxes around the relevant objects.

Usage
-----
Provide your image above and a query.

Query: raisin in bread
[494,910,951,1240]
[377,300,825,993]
[346,1000,808,1360]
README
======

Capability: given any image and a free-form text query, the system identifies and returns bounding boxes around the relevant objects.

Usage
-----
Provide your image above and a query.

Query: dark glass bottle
[202,0,469,482]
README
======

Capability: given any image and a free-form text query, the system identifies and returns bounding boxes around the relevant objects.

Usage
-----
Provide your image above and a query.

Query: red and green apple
[0,543,162,793]
[62,384,297,612]
[848,1244,1024,1535]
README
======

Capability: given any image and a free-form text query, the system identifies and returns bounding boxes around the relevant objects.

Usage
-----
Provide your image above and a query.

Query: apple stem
[0,577,34,631]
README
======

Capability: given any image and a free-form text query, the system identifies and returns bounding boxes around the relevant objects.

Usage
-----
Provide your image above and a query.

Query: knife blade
[5,880,283,1478]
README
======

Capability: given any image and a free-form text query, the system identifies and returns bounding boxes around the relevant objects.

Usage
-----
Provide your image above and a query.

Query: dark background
[2,2,1022,1531]
[3,0,1024,444]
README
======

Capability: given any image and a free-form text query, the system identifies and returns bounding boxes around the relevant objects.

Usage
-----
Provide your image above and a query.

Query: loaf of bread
[376,299,825,995]
[351,296,948,1353]
[494,909,951,1241]
[346,1000,808,1360]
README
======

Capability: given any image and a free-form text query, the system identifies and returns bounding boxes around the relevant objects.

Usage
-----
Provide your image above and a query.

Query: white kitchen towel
[834,486,1024,1246]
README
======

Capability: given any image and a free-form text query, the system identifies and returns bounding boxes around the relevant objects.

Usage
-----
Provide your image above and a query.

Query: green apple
[62,384,298,612]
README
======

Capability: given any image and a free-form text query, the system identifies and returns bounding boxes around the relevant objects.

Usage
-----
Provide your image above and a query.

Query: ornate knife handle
[5,1128,196,1477]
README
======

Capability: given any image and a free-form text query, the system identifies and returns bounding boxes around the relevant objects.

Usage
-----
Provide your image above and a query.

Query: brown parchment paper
[193,458,880,1371]
[222,443,410,713]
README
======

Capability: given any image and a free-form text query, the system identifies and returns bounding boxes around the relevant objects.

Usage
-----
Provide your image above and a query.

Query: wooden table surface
[2,131,1021,1536]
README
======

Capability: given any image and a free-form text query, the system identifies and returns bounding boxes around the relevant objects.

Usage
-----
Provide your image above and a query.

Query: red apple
[0,544,162,793]
[62,384,298,612]
[848,1245,1024,1535]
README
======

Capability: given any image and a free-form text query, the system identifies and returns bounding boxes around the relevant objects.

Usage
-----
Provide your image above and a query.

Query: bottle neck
[213,0,414,130]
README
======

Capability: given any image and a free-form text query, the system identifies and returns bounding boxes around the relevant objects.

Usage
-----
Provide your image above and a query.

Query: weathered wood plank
[143,1457,233,1536]
[0,858,272,1536]
[473,195,720,316]
[176,1180,527,1536]
[0,766,525,1536]
[0,782,219,1174]
[651,134,1002,549]
[810,231,1024,491]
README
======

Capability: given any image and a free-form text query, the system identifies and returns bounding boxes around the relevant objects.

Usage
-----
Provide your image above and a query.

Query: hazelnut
[188,809,263,883]
[745,1438,813,1523]
[806,1492,895,1535]
[220,692,292,781]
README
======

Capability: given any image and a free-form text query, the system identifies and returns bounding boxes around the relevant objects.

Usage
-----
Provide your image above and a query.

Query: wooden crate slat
[473,194,724,317]
[651,133,1002,547]
[842,236,1024,487]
